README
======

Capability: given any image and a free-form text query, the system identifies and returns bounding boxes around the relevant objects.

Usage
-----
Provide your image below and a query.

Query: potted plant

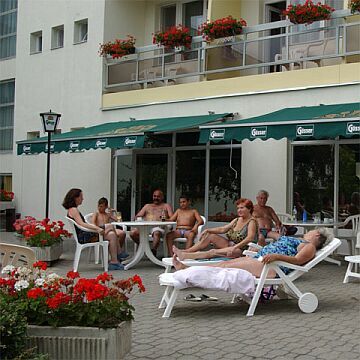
[13,216,36,235]
[0,262,145,359]
[153,25,192,50]
[17,218,71,263]
[349,0,360,14]
[283,0,334,24]
[199,15,247,41]
[99,35,136,59]
[0,189,14,201]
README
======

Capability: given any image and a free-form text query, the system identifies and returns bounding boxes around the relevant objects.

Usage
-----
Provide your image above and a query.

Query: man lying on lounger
[173,228,332,278]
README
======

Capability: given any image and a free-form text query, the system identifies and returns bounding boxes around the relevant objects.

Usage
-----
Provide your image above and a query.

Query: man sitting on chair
[130,189,173,257]
[166,195,204,256]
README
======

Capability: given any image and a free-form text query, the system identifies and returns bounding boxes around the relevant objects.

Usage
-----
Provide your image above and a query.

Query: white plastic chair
[158,238,341,318]
[65,216,109,272]
[0,243,36,268]
[337,215,360,256]
[173,216,206,247]
[343,232,360,283]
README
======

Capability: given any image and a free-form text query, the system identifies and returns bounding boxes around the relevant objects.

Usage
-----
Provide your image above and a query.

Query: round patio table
[113,220,176,270]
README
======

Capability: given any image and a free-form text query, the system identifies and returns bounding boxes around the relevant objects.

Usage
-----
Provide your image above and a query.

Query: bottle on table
[161,209,167,222]
[293,206,297,221]
[302,209,307,223]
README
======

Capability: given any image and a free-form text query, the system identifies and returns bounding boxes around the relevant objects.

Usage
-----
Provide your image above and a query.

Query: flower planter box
[30,242,63,263]
[26,321,132,360]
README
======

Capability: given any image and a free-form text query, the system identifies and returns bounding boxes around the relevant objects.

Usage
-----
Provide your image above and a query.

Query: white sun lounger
[158,238,341,318]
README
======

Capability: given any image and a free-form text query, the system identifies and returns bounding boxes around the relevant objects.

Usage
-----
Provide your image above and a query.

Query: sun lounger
[158,237,341,318]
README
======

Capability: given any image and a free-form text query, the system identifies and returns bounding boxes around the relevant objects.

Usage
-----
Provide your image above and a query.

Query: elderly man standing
[130,189,173,256]
[253,190,282,245]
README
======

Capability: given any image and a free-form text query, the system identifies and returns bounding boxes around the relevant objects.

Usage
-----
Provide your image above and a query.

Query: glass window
[74,19,88,44]
[339,144,360,219]
[0,79,14,151]
[293,145,334,219]
[161,5,176,31]
[30,31,42,53]
[51,25,64,49]
[175,150,205,214]
[183,1,204,37]
[208,148,241,222]
[144,134,172,148]
[0,174,12,191]
[0,0,17,59]
[116,155,133,221]
[176,132,199,146]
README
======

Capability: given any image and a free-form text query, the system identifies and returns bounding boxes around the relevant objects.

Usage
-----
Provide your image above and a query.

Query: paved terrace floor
[1,232,359,360]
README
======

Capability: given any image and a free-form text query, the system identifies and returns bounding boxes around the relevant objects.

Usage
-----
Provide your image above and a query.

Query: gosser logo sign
[296,125,314,137]
[45,143,55,153]
[250,126,267,138]
[23,144,31,154]
[346,122,359,135]
[69,141,80,151]
[124,136,137,147]
[209,129,225,140]
[95,139,107,148]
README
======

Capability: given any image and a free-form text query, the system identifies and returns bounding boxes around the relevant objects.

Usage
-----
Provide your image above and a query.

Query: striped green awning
[199,103,359,143]
[17,113,230,155]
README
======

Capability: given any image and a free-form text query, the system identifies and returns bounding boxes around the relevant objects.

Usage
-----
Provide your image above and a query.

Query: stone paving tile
[1,233,359,360]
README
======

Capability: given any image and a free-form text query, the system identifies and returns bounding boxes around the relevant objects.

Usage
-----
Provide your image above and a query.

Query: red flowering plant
[0,262,145,328]
[13,216,36,235]
[19,218,71,247]
[99,35,136,59]
[349,0,360,14]
[0,189,14,201]
[283,0,334,24]
[199,15,247,41]
[153,25,193,49]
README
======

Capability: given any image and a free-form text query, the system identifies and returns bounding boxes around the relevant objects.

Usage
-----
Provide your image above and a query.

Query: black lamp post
[40,110,61,219]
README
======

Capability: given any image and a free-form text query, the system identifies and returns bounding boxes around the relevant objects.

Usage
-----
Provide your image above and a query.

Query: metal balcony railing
[103,10,360,92]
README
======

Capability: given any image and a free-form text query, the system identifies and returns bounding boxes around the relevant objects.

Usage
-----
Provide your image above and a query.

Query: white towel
[172,266,255,295]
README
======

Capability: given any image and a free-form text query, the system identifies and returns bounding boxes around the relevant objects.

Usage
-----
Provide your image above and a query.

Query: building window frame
[0,79,15,152]
[51,25,64,50]
[74,19,88,44]
[0,1,17,60]
[30,31,42,54]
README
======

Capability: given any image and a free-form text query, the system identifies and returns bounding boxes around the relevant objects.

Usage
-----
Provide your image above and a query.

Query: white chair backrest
[84,213,93,224]
[65,216,90,244]
[277,213,292,222]
[342,215,360,235]
[198,216,206,232]
[303,237,341,271]
[0,243,36,267]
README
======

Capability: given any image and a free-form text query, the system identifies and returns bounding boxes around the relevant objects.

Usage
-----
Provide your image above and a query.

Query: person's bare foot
[172,245,185,261]
[173,254,187,271]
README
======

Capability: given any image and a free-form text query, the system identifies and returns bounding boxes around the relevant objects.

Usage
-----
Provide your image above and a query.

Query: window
[0,79,15,151]
[30,31,42,53]
[74,19,88,44]
[293,144,334,218]
[208,148,241,222]
[51,25,64,49]
[27,131,40,140]
[0,0,17,59]
[0,174,12,192]
[183,0,204,37]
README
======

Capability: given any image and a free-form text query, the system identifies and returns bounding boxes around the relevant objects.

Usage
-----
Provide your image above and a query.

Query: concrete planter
[30,242,63,263]
[26,321,132,360]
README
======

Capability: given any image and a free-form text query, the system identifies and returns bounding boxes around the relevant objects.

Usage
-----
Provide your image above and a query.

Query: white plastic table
[113,221,176,270]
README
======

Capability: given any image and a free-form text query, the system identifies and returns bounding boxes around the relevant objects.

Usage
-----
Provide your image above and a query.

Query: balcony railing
[103,10,360,92]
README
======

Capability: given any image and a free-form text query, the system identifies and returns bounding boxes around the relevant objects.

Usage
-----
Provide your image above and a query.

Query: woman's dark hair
[235,198,254,214]
[98,197,108,206]
[62,188,82,209]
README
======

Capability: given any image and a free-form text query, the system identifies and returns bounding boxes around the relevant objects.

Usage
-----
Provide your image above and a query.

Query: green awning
[17,113,230,155]
[199,103,359,143]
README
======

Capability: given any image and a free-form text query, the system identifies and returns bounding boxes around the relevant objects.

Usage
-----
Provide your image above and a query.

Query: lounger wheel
[298,292,318,313]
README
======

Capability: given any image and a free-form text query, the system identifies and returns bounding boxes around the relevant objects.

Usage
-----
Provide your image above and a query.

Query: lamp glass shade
[41,111,61,132]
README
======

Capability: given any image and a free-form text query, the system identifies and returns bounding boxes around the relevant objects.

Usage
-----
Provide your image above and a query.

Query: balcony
[103,10,360,93]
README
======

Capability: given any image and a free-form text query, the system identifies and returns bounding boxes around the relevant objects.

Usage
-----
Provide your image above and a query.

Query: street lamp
[40,110,61,219]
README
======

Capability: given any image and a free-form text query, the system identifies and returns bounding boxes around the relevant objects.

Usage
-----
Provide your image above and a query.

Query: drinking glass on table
[116,211,122,222]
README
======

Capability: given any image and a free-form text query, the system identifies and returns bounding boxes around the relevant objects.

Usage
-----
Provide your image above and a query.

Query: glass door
[134,153,171,214]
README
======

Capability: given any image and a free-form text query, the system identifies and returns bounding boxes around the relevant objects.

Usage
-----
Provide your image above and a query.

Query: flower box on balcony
[349,0,360,14]
[200,16,247,41]
[26,321,132,360]
[99,36,136,59]
[283,0,334,25]
[153,25,192,49]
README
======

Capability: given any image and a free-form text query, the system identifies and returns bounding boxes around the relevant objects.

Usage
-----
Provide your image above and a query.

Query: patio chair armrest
[270,261,308,272]
[243,250,257,257]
